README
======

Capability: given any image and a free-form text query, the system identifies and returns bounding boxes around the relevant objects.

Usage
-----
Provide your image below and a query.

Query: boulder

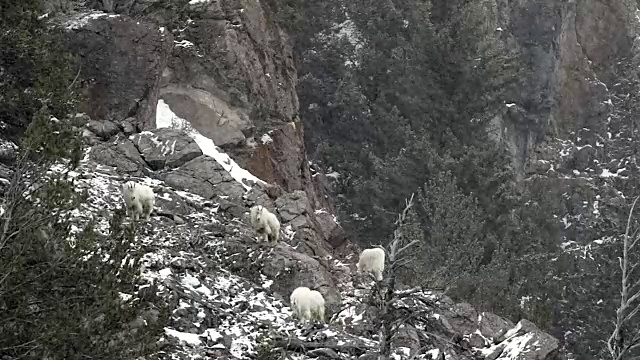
[217,197,246,219]
[163,156,245,200]
[120,118,137,135]
[164,172,216,200]
[213,181,246,200]
[151,187,193,217]
[480,320,560,360]
[88,137,146,174]
[478,312,515,340]
[159,85,251,147]
[573,145,597,171]
[288,227,331,261]
[86,119,120,140]
[445,302,479,336]
[433,302,516,352]
[177,156,234,185]
[392,325,421,358]
[130,129,202,170]
[275,190,312,223]
[243,186,276,209]
[314,210,348,249]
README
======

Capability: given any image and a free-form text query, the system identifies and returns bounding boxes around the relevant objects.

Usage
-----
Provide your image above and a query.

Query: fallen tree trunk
[274,337,370,357]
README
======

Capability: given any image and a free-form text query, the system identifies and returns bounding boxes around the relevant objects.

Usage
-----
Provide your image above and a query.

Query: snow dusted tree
[0,2,167,357]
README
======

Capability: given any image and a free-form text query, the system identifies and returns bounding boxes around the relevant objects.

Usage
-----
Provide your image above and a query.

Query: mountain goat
[290,286,326,323]
[122,181,155,222]
[249,205,280,243]
[309,290,326,322]
[357,247,386,281]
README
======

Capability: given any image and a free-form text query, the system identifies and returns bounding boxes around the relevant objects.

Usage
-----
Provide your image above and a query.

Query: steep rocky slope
[0,113,562,358]
[61,0,335,216]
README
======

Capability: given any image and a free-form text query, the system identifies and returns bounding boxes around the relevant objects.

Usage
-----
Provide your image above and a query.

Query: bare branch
[627,262,640,285]
[628,230,640,251]
[608,196,640,360]
[623,302,640,324]
[395,239,420,258]
[67,65,82,90]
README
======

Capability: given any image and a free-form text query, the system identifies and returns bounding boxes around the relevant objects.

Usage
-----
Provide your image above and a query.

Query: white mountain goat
[249,205,281,243]
[357,247,386,281]
[121,181,155,221]
[309,289,326,322]
[290,286,326,323]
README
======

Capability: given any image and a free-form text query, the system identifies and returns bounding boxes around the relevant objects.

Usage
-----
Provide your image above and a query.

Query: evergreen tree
[0,2,167,358]
[0,0,78,141]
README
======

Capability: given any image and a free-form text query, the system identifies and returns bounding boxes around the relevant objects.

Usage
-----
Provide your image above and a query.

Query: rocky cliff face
[488,0,638,174]
[64,11,172,131]
[60,0,345,251]
[56,0,353,314]
[487,1,640,357]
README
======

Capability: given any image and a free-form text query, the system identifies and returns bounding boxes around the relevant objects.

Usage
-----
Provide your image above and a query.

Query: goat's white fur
[309,290,325,322]
[122,181,155,221]
[357,247,385,281]
[290,286,325,323]
[250,205,281,243]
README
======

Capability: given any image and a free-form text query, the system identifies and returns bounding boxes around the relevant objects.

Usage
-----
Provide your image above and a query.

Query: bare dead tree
[377,193,420,359]
[607,196,640,360]
[366,191,460,359]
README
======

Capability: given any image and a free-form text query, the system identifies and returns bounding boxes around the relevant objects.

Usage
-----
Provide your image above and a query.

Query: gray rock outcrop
[64,12,173,129]
[163,156,246,200]
[487,0,636,174]
[88,136,147,174]
[130,129,202,170]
